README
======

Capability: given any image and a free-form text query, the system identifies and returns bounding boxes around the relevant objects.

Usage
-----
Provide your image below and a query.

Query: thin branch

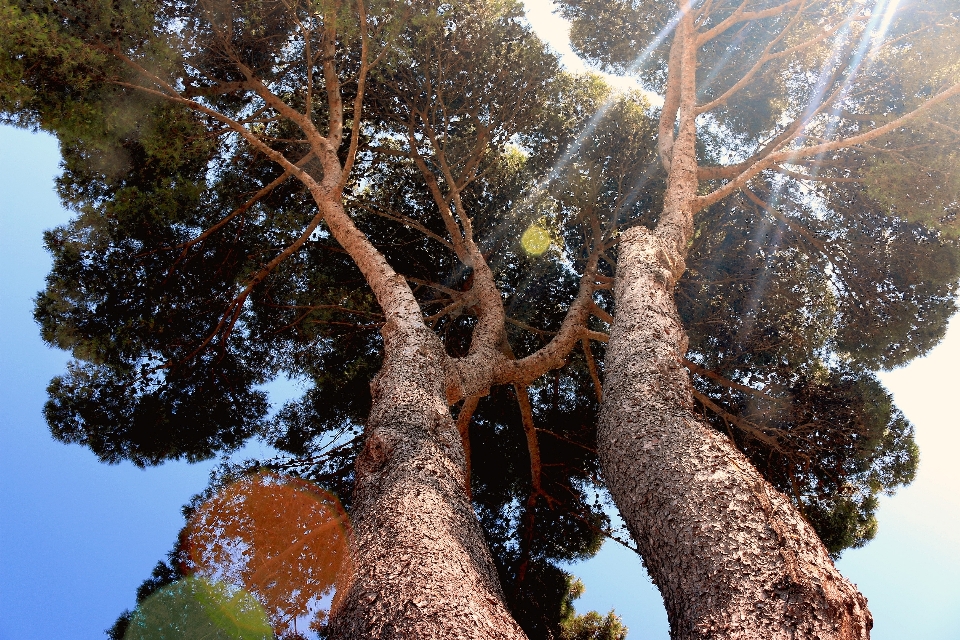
[456,395,480,499]
[515,384,548,500]
[352,200,455,250]
[174,152,314,254]
[581,338,603,402]
[589,301,614,325]
[535,428,597,454]
[682,357,786,406]
[697,81,960,209]
[691,387,785,452]
[339,0,370,187]
[696,0,806,46]
[581,329,610,343]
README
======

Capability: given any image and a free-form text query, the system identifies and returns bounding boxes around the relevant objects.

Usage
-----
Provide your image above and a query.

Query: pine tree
[2,0,958,638]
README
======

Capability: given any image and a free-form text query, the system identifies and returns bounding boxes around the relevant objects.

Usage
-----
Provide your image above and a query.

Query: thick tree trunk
[597,225,872,639]
[327,320,527,640]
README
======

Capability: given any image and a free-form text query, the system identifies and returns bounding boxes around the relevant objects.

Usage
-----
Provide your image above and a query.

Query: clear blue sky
[1,9,958,634]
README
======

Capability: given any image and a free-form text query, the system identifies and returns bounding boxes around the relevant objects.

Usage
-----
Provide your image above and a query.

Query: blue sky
[1,5,958,635]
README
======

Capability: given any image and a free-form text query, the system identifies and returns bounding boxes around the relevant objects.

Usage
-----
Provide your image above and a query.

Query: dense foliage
[3,0,959,636]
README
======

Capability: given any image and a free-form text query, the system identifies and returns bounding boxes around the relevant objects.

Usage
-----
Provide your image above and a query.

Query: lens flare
[182,471,352,638]
[123,576,273,640]
[520,224,552,255]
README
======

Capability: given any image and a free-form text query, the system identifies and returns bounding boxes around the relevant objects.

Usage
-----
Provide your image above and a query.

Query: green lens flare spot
[521,225,551,256]
[124,576,273,640]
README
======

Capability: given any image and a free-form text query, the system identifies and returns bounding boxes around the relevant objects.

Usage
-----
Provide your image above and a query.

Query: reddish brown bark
[596,8,873,638]
[328,322,526,639]
[599,226,871,639]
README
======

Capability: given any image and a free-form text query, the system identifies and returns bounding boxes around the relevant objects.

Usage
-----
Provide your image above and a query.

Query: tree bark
[597,225,872,639]
[594,8,873,635]
[327,319,527,640]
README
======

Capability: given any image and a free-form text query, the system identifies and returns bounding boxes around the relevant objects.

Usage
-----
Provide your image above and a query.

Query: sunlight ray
[732,0,900,350]
[697,22,753,99]
[511,5,689,216]
[817,1,897,142]
[792,0,901,179]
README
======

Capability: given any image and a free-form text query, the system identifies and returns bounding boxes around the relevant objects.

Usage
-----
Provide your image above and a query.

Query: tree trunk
[327,320,527,640]
[597,225,872,639]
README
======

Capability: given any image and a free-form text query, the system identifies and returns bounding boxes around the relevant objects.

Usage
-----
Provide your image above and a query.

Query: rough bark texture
[598,225,872,639]
[327,321,527,640]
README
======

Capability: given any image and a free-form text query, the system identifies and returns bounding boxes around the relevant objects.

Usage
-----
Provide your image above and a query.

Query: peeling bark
[328,322,527,639]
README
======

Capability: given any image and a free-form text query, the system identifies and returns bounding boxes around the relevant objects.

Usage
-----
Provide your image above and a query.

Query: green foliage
[4,0,959,635]
[560,578,628,640]
[677,186,939,552]
[555,0,957,553]
[557,0,673,78]
[107,557,185,640]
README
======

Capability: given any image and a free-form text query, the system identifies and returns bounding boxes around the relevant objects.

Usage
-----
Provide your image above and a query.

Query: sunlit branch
[339,0,370,186]
[456,395,480,498]
[696,3,855,114]
[588,301,614,325]
[320,7,344,149]
[696,0,807,46]
[657,7,701,257]
[776,81,960,159]
[697,65,849,182]
[406,122,469,260]
[403,109,511,371]
[581,329,609,343]
[413,104,490,253]
[234,61,334,163]
[659,24,685,173]
[498,253,602,386]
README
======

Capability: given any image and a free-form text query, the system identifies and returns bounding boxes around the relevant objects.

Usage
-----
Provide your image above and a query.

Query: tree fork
[328,321,527,639]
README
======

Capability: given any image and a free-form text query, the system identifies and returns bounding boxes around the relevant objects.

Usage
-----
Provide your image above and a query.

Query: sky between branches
[0,1,958,637]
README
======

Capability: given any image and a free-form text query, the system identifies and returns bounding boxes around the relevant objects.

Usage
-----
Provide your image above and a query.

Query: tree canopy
[2,0,959,637]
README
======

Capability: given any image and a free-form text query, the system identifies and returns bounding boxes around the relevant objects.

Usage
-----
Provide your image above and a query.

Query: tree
[1,0,613,636]
[2,0,958,638]
[556,0,960,637]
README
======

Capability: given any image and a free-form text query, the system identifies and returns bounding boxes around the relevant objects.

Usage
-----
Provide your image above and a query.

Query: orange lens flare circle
[182,471,353,637]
